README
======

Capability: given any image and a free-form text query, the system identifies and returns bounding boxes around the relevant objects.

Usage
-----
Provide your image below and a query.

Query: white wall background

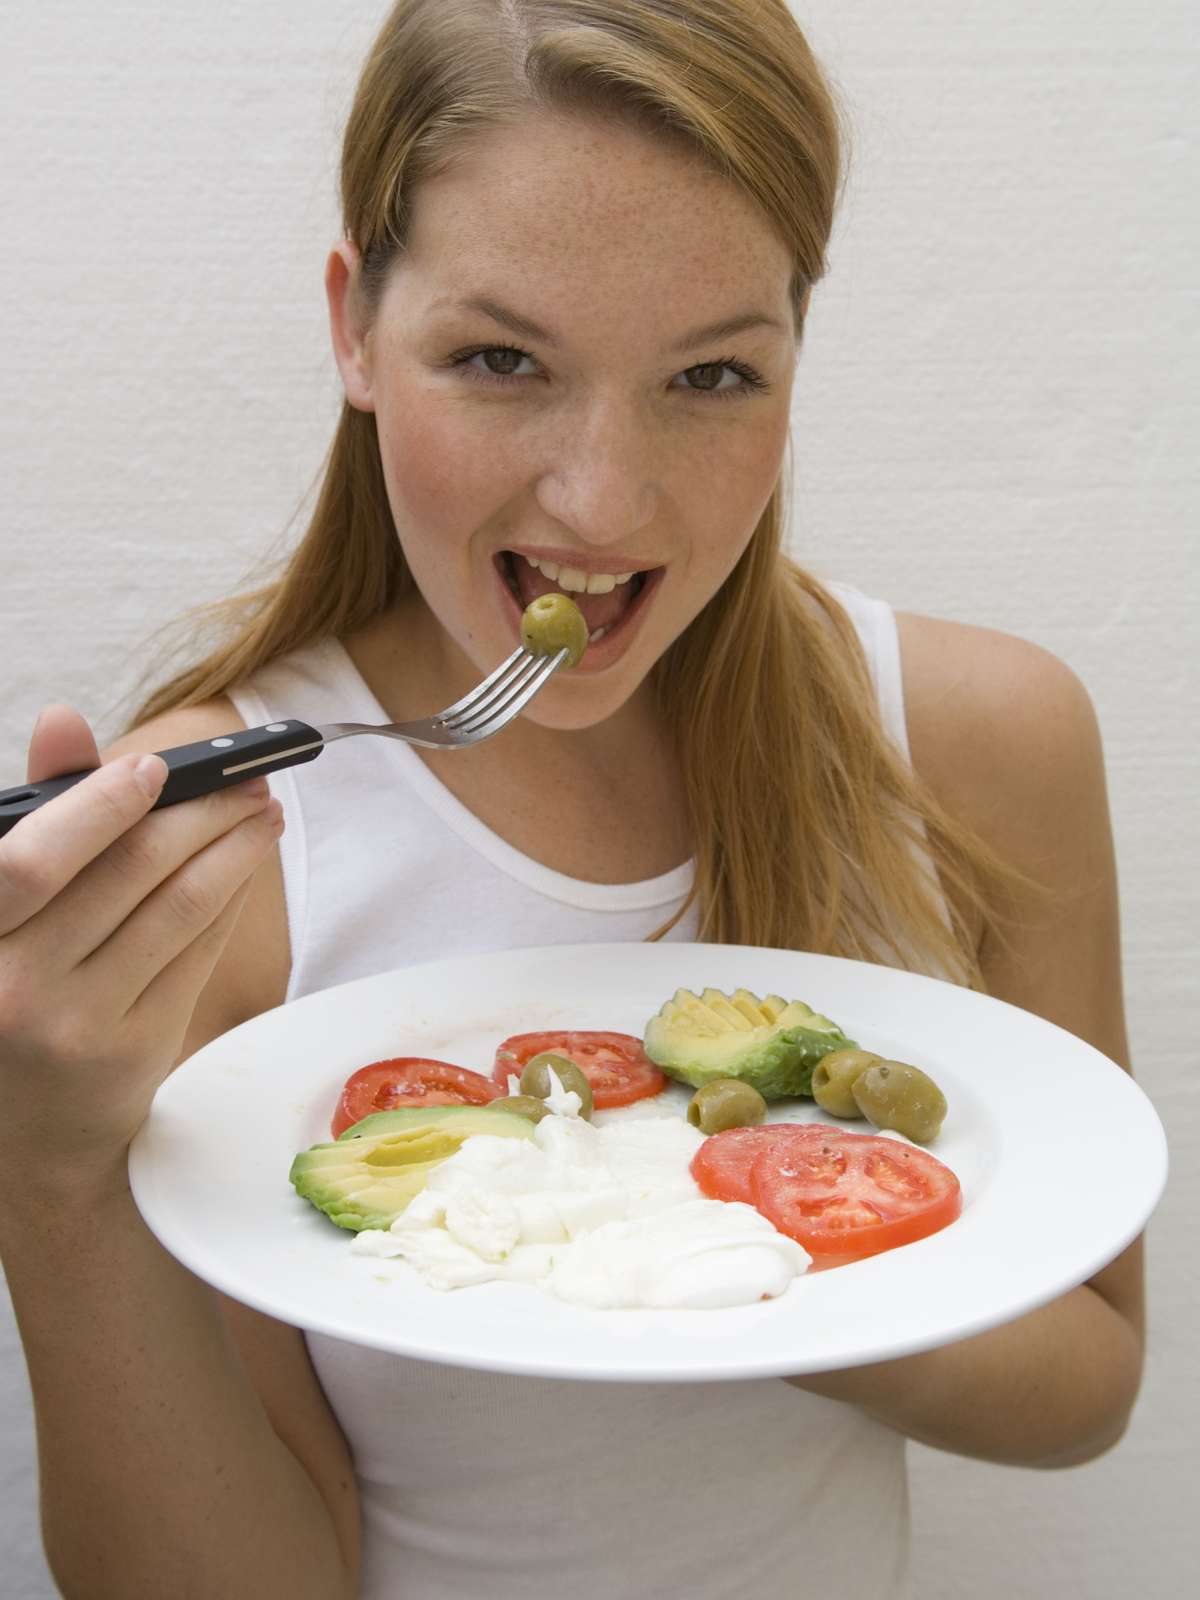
[1,2,1195,1595]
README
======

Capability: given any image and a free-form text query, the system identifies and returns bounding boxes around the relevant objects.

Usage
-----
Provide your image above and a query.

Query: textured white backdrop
[2,2,1195,1595]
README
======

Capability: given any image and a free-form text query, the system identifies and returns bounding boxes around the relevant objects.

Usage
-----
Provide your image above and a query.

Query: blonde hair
[132,0,1009,985]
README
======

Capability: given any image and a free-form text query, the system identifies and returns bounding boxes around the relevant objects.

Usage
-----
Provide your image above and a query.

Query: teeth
[521,554,638,592]
[589,627,611,643]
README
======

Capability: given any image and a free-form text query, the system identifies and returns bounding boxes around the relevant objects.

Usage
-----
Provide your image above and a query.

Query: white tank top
[230,583,915,1600]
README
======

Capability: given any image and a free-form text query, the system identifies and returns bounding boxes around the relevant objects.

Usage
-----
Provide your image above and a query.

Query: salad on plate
[289,985,961,1310]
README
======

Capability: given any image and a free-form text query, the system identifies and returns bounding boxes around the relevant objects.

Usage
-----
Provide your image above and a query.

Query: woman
[0,3,1143,1597]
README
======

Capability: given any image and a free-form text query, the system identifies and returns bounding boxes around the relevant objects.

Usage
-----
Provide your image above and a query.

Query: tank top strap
[822,581,912,762]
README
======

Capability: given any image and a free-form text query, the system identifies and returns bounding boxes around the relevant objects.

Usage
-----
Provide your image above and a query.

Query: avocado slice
[643,986,856,1100]
[290,1104,535,1232]
[336,1107,510,1141]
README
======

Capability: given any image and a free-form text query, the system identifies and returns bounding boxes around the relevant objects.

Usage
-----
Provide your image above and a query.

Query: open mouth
[496,551,659,651]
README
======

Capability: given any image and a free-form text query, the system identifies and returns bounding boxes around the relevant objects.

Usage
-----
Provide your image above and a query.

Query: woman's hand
[0,703,283,1185]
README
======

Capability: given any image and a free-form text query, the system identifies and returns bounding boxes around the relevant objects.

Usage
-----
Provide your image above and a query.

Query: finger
[0,751,168,936]
[26,703,102,786]
[29,779,275,975]
[125,874,259,1087]
[84,800,284,1012]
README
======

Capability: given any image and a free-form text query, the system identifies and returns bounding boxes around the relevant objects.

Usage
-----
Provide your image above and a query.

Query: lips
[502,552,645,633]
[494,551,661,666]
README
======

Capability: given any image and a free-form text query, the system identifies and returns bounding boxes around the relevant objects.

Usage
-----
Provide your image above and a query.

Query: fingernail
[241,778,270,799]
[134,754,167,798]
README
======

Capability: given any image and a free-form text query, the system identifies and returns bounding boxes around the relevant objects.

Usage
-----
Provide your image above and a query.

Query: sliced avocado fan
[643,986,856,1100]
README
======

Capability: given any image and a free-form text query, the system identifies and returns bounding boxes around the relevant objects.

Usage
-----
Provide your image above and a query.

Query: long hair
[131,0,1013,985]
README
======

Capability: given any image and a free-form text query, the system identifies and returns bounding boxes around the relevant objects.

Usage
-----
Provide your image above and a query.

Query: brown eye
[482,348,524,376]
[686,363,726,391]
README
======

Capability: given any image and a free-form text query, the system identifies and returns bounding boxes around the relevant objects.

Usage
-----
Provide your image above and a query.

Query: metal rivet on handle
[266,723,289,733]
[210,738,235,748]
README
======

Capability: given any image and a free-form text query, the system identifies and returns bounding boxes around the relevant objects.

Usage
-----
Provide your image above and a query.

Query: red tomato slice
[691,1123,851,1205]
[750,1131,962,1266]
[331,1058,501,1138]
[492,1031,666,1109]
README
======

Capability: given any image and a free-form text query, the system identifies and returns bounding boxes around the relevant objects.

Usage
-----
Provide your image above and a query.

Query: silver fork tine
[439,651,543,731]
[454,651,565,740]
[435,647,527,723]
[314,644,568,754]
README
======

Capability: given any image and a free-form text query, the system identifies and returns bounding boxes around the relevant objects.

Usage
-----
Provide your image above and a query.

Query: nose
[533,394,658,547]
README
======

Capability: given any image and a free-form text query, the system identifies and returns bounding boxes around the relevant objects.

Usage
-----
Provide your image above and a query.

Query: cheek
[685,415,788,565]
[373,394,518,552]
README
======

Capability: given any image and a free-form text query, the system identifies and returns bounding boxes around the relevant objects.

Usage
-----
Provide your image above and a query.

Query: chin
[513,667,652,734]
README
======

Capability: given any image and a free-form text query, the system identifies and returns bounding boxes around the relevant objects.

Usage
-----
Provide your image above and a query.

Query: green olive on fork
[520,593,589,668]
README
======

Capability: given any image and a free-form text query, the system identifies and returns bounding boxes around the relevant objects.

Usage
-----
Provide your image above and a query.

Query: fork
[0,643,570,838]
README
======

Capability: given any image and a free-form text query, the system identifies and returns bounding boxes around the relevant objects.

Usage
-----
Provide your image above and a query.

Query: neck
[340,596,690,885]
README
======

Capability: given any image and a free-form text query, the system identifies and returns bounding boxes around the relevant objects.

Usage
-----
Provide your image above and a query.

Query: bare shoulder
[894,611,1101,778]
[893,610,1111,918]
[894,611,1106,864]
[103,697,291,1040]
[895,611,1126,1056]
[894,610,1091,715]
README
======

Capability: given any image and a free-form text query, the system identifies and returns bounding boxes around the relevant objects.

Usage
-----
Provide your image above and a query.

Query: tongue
[512,558,636,633]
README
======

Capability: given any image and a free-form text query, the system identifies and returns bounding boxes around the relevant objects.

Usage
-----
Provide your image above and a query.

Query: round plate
[128,943,1167,1382]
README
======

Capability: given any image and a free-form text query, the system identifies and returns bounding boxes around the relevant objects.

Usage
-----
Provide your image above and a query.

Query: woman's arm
[785,616,1145,1468]
[0,702,361,1599]
[3,1168,362,1599]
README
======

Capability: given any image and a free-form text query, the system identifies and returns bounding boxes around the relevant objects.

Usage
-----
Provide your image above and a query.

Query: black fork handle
[0,719,325,840]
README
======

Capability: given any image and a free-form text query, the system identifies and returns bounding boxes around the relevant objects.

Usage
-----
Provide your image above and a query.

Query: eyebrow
[665,310,788,353]
[443,295,787,353]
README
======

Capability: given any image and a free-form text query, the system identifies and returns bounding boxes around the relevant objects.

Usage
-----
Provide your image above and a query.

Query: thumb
[27,703,102,785]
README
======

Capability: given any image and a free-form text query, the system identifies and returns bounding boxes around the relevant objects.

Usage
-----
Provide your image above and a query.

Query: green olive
[485,1094,552,1125]
[850,1059,948,1143]
[520,593,589,668]
[686,1079,768,1136]
[519,1052,594,1120]
[811,1048,882,1119]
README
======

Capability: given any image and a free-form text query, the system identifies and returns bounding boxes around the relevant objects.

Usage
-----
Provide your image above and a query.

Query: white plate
[128,943,1167,1382]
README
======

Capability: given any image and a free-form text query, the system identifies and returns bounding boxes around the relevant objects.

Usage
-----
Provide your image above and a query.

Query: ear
[326,239,376,413]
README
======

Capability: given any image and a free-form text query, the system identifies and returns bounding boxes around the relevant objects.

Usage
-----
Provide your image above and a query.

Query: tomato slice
[331,1058,502,1138]
[749,1130,962,1266]
[690,1123,851,1205]
[492,1031,666,1109]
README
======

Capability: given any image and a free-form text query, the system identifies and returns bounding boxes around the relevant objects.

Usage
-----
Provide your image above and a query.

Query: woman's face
[329,110,798,730]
